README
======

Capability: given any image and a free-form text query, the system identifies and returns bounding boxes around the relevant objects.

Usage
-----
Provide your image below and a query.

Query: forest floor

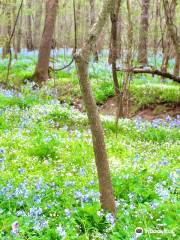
[0,51,179,239]
[100,97,180,120]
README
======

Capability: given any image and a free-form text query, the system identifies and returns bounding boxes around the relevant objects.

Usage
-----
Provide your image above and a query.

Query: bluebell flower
[105,213,115,226]
[80,168,86,177]
[65,208,71,218]
[89,180,94,185]
[33,220,48,231]
[57,225,66,239]
[29,207,43,218]
[16,210,26,217]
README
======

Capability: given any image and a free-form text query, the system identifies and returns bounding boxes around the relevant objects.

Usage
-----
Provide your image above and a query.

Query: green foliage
[0,53,179,239]
[0,83,179,239]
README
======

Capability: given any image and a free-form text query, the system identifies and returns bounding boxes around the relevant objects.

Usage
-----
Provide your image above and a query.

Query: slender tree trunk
[109,0,121,96]
[16,5,23,53]
[2,3,11,59]
[74,0,116,214]
[116,0,133,120]
[33,0,43,49]
[12,0,18,59]
[138,0,150,65]
[33,0,59,84]
[121,0,133,117]
[89,0,99,62]
[153,0,160,57]
[117,6,122,59]
[163,0,180,76]
[76,0,81,47]
[161,29,171,77]
[26,0,34,51]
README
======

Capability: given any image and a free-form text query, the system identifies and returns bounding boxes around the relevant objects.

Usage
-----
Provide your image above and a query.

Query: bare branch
[117,66,180,83]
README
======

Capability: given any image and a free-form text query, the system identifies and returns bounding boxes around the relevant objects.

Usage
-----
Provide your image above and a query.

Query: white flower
[57,225,66,239]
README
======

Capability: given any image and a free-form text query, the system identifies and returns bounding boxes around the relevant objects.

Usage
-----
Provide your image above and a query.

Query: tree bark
[153,0,160,57]
[89,0,98,62]
[2,2,11,58]
[33,0,59,84]
[117,67,180,83]
[163,0,180,76]
[12,0,18,59]
[16,4,23,53]
[121,0,133,117]
[109,0,121,96]
[161,29,171,77]
[138,0,150,65]
[26,0,34,51]
[74,0,116,214]
[33,0,43,49]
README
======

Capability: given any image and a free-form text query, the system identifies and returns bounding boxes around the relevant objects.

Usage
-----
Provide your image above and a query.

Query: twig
[6,0,24,83]
[116,66,180,83]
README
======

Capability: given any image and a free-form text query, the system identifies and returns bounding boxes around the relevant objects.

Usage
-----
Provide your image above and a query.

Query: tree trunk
[33,0,59,84]
[117,0,133,118]
[117,6,122,59]
[153,0,160,57]
[26,0,34,51]
[33,0,43,49]
[16,5,23,53]
[109,0,121,96]
[161,29,171,77]
[74,0,116,214]
[12,0,18,59]
[163,0,180,76]
[138,0,150,65]
[89,0,99,62]
[2,3,11,59]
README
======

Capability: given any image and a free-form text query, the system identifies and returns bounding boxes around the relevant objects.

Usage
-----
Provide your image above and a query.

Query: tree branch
[117,67,180,83]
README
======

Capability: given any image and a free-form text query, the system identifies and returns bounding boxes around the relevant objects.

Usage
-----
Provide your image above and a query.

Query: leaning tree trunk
[16,4,23,53]
[74,0,116,214]
[33,0,59,84]
[138,0,150,65]
[12,0,18,59]
[163,0,180,76]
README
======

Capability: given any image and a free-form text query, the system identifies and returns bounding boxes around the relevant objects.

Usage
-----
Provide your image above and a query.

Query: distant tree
[2,2,11,58]
[161,29,171,76]
[163,0,180,76]
[16,4,23,53]
[153,0,160,57]
[33,0,59,84]
[109,0,121,96]
[26,0,34,51]
[89,0,99,61]
[122,0,133,117]
[138,0,150,65]
[33,0,43,49]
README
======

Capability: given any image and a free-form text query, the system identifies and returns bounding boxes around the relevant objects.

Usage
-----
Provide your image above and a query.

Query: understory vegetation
[0,51,179,109]
[0,52,179,240]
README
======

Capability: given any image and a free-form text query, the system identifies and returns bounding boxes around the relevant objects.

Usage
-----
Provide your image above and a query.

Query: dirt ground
[99,97,180,121]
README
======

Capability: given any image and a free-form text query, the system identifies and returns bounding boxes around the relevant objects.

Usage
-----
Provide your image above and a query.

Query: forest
[0,0,179,239]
